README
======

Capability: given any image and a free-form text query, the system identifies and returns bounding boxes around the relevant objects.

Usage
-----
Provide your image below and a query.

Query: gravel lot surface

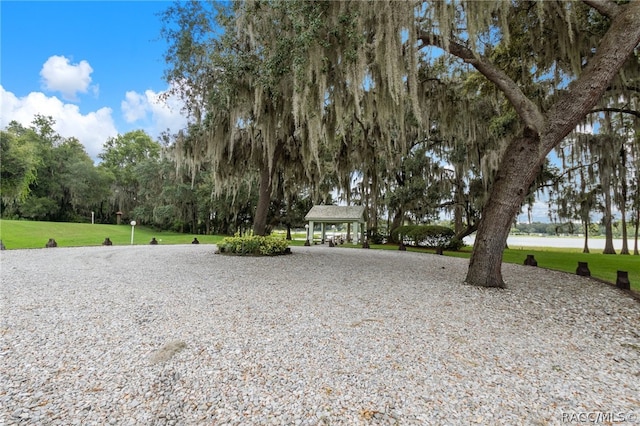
[1,245,639,425]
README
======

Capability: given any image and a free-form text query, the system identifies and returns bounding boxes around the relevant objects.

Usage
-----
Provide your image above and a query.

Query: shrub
[393,225,457,249]
[446,237,466,251]
[218,232,290,256]
[368,227,387,244]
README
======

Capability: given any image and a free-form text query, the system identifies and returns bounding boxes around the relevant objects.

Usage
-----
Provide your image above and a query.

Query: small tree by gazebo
[304,205,366,245]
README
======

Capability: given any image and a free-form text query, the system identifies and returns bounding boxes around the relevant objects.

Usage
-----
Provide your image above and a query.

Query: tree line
[0,115,313,234]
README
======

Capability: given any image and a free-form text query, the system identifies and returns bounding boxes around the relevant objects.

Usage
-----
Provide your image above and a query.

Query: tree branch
[582,0,620,19]
[589,107,640,119]
[455,223,478,241]
[535,160,599,190]
[542,1,640,149]
[417,33,545,134]
[606,85,640,94]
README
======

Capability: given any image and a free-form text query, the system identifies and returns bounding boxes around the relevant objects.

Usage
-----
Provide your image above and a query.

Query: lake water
[463,235,636,250]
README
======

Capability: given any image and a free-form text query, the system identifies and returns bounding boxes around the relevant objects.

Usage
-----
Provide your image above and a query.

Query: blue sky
[1,1,187,159]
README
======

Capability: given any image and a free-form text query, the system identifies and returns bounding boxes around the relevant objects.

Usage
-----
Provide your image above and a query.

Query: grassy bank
[0,219,223,248]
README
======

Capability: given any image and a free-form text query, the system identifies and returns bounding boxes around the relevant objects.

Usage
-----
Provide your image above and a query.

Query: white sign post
[130,220,136,245]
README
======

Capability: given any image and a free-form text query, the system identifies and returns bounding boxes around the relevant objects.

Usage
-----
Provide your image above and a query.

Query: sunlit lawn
[0,219,223,249]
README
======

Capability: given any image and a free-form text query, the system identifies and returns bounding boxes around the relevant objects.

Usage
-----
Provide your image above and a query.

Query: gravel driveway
[1,245,639,425]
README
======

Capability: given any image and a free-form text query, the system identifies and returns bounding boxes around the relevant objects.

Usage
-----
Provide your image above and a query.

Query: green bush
[393,225,457,249]
[368,227,387,244]
[446,237,466,251]
[218,232,290,256]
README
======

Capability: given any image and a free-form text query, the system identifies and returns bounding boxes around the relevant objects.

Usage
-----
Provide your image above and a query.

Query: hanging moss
[161,0,639,220]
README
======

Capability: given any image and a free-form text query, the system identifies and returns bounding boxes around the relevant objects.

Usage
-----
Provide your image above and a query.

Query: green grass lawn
[356,243,639,292]
[2,219,637,291]
[0,219,223,249]
[445,246,639,292]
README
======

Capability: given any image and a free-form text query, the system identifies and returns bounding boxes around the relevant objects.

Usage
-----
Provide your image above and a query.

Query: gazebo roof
[304,205,365,223]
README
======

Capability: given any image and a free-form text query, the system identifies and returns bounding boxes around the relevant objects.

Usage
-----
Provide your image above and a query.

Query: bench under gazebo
[304,205,366,245]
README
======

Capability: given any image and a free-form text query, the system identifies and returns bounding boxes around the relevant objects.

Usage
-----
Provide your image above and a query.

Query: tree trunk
[465,132,543,288]
[619,147,629,254]
[601,170,616,254]
[634,208,639,255]
[253,162,272,236]
[192,202,198,235]
[285,193,292,240]
[620,212,629,255]
[454,223,478,242]
[582,219,590,254]
[388,208,404,243]
[454,164,465,235]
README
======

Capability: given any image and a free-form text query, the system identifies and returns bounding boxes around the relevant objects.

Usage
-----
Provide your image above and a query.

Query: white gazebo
[304,205,366,244]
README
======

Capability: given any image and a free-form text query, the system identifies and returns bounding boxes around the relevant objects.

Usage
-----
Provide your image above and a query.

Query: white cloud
[40,55,95,101]
[121,86,188,137]
[122,91,148,123]
[0,85,117,160]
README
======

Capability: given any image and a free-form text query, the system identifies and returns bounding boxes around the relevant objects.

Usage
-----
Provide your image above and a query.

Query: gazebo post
[309,221,314,244]
[321,223,326,244]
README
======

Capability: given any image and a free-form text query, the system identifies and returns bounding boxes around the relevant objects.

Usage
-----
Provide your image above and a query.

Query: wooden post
[576,262,590,277]
[524,254,537,266]
[616,271,630,290]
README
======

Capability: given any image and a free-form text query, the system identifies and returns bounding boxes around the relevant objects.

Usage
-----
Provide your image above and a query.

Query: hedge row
[393,225,461,250]
[218,233,290,256]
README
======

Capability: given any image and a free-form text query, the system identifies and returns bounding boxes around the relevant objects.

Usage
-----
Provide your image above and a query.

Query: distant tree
[52,137,112,222]
[0,122,39,208]
[2,116,111,222]
[98,130,161,222]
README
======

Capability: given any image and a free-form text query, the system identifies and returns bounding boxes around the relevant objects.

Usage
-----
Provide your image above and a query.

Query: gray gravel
[1,244,639,425]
